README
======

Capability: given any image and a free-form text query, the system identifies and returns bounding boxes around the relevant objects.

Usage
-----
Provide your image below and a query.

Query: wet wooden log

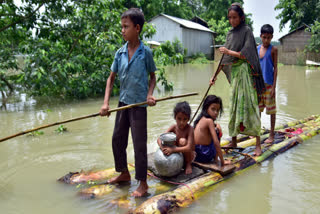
[57,165,135,184]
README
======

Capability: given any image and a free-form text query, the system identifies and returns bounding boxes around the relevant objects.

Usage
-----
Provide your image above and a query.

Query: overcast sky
[243,0,291,40]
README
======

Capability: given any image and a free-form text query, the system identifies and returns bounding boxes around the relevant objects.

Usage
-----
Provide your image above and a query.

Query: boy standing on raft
[100,8,157,197]
[257,24,278,143]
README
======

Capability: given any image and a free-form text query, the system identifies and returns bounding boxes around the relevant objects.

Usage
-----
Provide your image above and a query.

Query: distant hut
[145,14,216,59]
[278,24,315,65]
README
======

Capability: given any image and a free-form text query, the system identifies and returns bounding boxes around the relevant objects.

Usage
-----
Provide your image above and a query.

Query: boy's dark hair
[261,24,274,35]
[193,95,223,128]
[173,101,191,119]
[228,2,245,24]
[121,8,145,33]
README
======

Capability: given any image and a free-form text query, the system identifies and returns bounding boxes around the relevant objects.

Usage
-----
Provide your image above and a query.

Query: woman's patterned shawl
[221,22,265,98]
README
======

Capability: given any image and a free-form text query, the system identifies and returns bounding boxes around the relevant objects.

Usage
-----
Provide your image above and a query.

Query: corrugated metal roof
[151,13,214,34]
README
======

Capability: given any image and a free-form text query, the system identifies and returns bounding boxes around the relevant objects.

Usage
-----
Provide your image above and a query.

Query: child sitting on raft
[193,95,229,166]
[157,101,195,174]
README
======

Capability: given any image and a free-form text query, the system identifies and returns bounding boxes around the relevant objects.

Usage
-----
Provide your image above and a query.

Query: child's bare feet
[185,163,192,175]
[131,181,148,197]
[108,171,131,184]
[264,137,274,144]
[265,133,274,144]
[253,146,262,156]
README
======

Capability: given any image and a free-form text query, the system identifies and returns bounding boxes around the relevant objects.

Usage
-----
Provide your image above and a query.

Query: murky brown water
[0,63,319,214]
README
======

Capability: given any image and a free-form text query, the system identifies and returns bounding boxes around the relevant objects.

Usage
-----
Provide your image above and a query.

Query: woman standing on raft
[210,2,265,156]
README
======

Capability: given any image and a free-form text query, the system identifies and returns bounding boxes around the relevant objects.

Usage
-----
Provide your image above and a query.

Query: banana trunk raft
[134,117,320,213]
[57,115,320,213]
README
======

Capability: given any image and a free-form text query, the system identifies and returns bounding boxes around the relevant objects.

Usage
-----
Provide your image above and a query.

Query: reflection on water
[0,64,319,214]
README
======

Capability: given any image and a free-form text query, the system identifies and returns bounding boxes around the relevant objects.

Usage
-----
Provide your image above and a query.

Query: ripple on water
[270,136,320,213]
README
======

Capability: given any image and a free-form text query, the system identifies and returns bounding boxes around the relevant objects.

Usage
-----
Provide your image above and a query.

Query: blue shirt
[257,44,274,85]
[111,41,156,105]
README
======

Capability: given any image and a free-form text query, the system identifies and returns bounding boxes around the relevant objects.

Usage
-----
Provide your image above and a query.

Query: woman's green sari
[228,60,261,137]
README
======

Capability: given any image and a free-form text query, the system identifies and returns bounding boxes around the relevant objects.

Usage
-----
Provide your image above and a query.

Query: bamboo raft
[58,115,320,213]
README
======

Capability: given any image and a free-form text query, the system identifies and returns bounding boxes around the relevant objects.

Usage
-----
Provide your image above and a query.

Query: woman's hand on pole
[219,47,229,55]
[210,76,217,85]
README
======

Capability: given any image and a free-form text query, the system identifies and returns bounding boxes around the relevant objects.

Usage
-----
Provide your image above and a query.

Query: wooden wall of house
[278,46,306,65]
[278,46,320,65]
[281,29,311,52]
[278,29,320,65]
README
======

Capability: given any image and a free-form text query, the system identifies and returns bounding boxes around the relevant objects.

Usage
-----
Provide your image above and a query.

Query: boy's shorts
[259,84,276,115]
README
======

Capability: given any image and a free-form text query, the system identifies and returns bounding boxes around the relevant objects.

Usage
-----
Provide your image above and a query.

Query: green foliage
[156,67,173,91]
[55,125,67,133]
[141,23,157,39]
[2,0,258,99]
[18,0,125,99]
[123,0,196,21]
[296,50,306,66]
[305,21,320,53]
[201,0,253,30]
[153,40,185,66]
[152,39,186,91]
[275,0,320,31]
[208,17,231,45]
[187,53,210,64]
[1,0,176,99]
[206,1,254,45]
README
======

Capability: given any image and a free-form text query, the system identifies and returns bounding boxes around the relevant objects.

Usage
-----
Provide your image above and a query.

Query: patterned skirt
[228,60,261,136]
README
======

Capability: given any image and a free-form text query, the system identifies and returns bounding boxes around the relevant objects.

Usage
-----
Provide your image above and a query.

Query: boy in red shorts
[257,24,278,143]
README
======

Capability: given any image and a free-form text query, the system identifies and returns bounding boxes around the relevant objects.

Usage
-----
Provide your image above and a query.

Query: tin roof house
[145,14,216,59]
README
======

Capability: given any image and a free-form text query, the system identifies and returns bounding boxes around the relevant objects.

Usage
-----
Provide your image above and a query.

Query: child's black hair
[193,95,223,128]
[228,2,245,24]
[121,8,145,33]
[173,101,191,119]
[260,24,274,35]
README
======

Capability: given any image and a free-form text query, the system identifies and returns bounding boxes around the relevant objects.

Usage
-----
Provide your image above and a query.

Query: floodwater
[0,63,319,214]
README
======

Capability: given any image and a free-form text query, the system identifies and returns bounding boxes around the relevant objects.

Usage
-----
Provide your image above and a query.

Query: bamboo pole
[0,92,198,143]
